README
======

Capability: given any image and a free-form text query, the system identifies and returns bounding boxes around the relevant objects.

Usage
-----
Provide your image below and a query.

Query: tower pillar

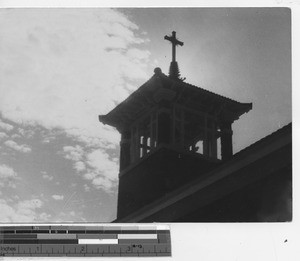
[220,121,233,161]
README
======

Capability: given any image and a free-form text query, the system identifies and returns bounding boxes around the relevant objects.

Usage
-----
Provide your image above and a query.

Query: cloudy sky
[0,8,291,222]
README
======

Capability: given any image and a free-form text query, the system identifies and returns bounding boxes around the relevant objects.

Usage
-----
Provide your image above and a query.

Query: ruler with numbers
[0,224,171,257]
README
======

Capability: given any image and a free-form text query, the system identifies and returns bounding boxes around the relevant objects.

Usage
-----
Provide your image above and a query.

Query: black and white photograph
[0,7,292,224]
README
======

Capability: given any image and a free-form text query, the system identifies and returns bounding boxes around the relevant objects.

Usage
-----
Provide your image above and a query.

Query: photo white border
[0,1,298,260]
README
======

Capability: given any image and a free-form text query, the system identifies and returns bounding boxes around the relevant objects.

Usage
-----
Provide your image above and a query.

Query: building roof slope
[114,122,292,222]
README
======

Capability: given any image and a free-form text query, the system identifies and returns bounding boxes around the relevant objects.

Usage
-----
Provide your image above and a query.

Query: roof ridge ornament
[164,31,185,81]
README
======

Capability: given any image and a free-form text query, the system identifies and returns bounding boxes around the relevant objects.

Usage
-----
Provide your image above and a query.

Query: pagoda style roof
[99,69,252,130]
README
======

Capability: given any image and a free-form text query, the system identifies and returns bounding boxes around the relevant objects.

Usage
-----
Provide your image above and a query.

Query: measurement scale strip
[1,243,171,255]
[1,234,166,243]
[0,225,171,257]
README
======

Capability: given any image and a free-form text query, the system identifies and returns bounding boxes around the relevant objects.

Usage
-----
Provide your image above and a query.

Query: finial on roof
[164,31,184,81]
[154,67,162,75]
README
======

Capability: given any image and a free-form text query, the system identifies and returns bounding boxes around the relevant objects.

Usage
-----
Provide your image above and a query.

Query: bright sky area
[0,8,291,222]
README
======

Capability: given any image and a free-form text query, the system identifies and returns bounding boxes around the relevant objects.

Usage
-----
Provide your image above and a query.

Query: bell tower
[99,32,252,219]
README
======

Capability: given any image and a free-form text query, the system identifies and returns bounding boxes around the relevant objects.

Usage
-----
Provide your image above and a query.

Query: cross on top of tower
[164,31,184,62]
[164,31,184,80]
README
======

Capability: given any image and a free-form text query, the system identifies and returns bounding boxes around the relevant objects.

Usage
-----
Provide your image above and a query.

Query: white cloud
[127,48,151,61]
[39,212,52,221]
[0,132,9,140]
[18,198,43,209]
[42,135,55,143]
[86,149,118,181]
[41,171,54,181]
[0,164,19,188]
[76,149,119,192]
[0,9,149,148]
[0,9,150,195]
[13,195,20,201]
[60,144,118,192]
[62,145,84,161]
[18,128,35,139]
[83,172,96,180]
[52,194,64,200]
[11,133,21,139]
[54,210,87,222]
[84,184,90,192]
[0,164,17,179]
[61,145,88,174]
[74,161,86,172]
[0,120,14,131]
[4,140,32,153]
[0,198,44,222]
[91,176,114,191]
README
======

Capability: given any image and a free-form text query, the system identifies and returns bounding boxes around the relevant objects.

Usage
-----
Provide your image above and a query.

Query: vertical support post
[130,127,134,163]
[211,120,217,158]
[120,130,131,171]
[142,136,147,156]
[136,125,140,159]
[220,121,233,161]
[150,113,154,149]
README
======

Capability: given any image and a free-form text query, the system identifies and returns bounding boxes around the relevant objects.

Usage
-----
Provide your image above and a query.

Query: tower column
[119,130,131,171]
[220,121,233,161]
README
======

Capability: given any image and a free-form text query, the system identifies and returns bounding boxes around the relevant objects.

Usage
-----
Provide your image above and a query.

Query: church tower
[99,31,252,219]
